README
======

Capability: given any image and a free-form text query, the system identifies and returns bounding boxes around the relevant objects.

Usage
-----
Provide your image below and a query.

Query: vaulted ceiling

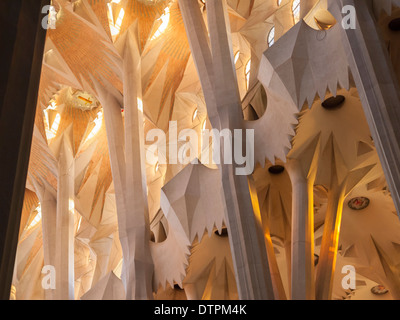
[12,0,400,300]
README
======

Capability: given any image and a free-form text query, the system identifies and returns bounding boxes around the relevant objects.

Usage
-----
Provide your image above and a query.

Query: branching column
[329,0,400,217]
[31,179,57,300]
[93,28,154,300]
[55,139,75,300]
[249,176,286,300]
[179,0,275,299]
[0,0,49,300]
[121,29,154,300]
[315,176,345,300]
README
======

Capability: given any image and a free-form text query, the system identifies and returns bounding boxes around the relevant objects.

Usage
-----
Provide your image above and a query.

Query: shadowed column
[329,0,400,217]
[0,0,49,300]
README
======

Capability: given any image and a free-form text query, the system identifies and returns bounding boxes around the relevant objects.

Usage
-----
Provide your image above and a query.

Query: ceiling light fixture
[348,197,370,210]
[268,165,285,174]
[321,95,345,110]
[389,18,400,31]
[371,285,388,295]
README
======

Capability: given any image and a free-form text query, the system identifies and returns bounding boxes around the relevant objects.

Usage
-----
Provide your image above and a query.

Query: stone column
[31,179,57,300]
[55,139,75,300]
[284,238,291,297]
[315,181,345,300]
[329,0,400,217]
[264,226,287,300]
[249,176,286,300]
[41,188,57,300]
[286,159,315,300]
[0,0,49,300]
[313,140,347,301]
[179,0,275,299]
[120,28,154,300]
[92,28,154,300]
[41,189,57,270]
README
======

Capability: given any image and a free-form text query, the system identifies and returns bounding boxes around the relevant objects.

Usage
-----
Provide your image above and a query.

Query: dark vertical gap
[0,0,49,300]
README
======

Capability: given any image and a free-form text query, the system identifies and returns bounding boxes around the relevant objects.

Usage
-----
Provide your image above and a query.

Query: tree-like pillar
[0,0,49,300]
[34,182,57,300]
[329,0,400,217]
[55,139,75,300]
[41,188,57,271]
[92,27,154,300]
[179,0,275,299]
[121,28,154,300]
[249,176,286,300]
[94,84,129,296]
[314,143,346,300]
[263,225,287,300]
[315,181,345,300]
[286,159,315,300]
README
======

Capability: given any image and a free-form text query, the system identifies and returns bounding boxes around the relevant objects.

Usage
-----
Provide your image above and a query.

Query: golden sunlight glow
[200,119,208,151]
[234,51,240,64]
[151,7,170,40]
[192,108,198,122]
[44,110,61,141]
[115,8,125,28]
[137,98,144,113]
[27,204,42,231]
[69,199,75,214]
[108,3,125,37]
[86,111,103,141]
[245,59,251,90]
[292,0,301,24]
[77,215,82,232]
